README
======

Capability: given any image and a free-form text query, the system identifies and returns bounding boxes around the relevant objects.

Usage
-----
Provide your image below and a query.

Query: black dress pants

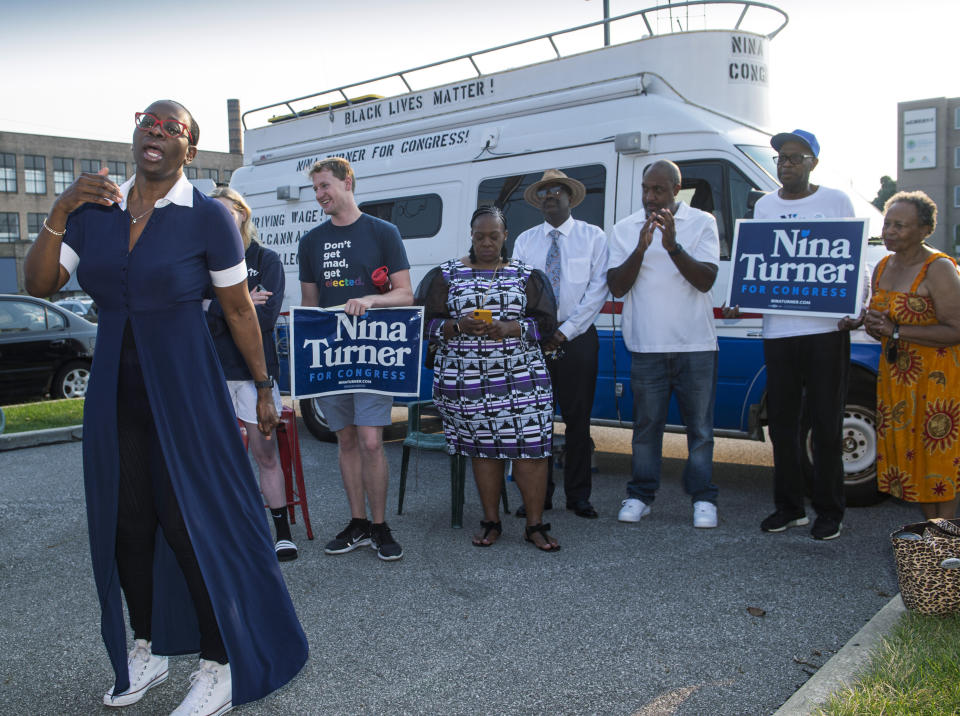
[546,326,599,505]
[763,330,849,522]
[115,324,227,663]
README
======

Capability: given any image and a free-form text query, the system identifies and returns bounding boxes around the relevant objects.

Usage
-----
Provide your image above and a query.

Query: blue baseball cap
[771,129,820,157]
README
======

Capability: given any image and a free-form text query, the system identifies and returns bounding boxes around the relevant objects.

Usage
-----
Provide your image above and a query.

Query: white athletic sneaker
[617,498,651,522]
[103,639,168,707]
[170,659,233,716]
[693,501,718,528]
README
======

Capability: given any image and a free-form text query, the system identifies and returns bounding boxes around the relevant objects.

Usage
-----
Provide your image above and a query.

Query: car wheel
[300,398,336,442]
[54,361,91,399]
[802,373,885,507]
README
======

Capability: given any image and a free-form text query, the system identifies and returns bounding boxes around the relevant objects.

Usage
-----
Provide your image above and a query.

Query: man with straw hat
[513,169,609,519]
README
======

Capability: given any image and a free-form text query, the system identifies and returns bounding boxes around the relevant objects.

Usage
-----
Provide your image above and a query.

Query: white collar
[118,173,195,211]
[541,215,575,237]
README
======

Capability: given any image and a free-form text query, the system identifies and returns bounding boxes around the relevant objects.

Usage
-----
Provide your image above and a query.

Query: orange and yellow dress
[870,252,960,503]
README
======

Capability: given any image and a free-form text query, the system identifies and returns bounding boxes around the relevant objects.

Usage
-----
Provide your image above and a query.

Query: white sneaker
[103,639,168,707]
[170,659,233,716]
[618,498,651,522]
[693,501,718,528]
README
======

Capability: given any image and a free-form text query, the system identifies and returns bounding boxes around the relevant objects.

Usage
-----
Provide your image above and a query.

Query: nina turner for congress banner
[289,306,423,399]
[726,218,868,318]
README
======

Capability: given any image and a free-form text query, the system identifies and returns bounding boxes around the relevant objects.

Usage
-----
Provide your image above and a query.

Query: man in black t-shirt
[298,158,413,561]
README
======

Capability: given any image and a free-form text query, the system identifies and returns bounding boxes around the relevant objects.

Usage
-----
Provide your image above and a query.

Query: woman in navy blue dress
[25,100,307,715]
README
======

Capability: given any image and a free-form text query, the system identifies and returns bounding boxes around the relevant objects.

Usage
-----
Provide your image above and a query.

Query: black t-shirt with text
[298,213,409,307]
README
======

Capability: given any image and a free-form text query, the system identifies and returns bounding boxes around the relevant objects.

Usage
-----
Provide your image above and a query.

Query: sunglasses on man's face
[135,112,194,144]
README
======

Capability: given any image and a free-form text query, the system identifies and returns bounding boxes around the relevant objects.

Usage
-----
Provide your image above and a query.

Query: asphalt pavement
[0,428,915,715]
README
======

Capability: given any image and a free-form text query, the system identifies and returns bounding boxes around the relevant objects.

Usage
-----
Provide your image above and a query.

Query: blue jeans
[628,351,718,505]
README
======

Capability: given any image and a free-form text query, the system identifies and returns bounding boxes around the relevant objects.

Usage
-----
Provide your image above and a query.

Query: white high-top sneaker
[103,639,168,707]
[170,659,232,716]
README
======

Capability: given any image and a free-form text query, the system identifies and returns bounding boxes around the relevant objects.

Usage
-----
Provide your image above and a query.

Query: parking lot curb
[772,593,906,715]
[0,425,82,451]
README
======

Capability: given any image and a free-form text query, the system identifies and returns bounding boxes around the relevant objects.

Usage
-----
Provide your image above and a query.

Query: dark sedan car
[0,294,97,404]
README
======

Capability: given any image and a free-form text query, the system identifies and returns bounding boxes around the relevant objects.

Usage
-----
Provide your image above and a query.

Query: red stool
[238,406,314,540]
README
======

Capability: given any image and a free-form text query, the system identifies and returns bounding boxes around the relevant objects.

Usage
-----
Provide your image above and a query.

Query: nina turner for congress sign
[726,218,868,318]
[289,306,423,398]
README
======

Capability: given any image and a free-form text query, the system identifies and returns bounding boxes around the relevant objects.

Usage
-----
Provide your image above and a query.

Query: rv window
[674,160,759,260]
[476,164,606,256]
[359,193,442,240]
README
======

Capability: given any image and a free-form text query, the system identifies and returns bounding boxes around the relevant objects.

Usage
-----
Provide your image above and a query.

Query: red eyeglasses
[135,112,194,144]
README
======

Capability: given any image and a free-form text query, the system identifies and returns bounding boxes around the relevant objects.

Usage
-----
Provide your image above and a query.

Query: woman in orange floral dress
[862,191,960,519]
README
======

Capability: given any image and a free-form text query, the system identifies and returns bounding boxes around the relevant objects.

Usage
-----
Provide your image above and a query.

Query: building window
[223,169,233,184]
[53,157,74,194]
[955,186,960,208]
[108,160,126,185]
[185,166,198,179]
[0,213,20,242]
[24,155,46,194]
[80,158,100,174]
[956,107,960,130]
[27,213,47,240]
[0,153,15,192]
[955,147,960,170]
[201,168,219,182]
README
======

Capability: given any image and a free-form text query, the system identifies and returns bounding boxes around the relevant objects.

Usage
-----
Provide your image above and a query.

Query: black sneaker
[760,510,809,533]
[324,518,372,554]
[810,516,842,541]
[370,522,403,561]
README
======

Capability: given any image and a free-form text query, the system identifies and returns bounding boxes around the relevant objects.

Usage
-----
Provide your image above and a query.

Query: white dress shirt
[512,215,609,341]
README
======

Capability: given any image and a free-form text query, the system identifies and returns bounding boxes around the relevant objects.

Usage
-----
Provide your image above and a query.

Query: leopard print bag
[891,518,960,617]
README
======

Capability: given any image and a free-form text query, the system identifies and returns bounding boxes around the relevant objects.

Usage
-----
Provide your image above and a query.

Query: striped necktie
[545,229,561,300]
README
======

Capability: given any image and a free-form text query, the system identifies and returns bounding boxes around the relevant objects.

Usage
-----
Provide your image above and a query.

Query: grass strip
[818,611,960,715]
[1,399,84,433]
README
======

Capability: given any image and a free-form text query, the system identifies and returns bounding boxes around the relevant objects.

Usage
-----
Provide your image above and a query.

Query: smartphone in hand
[472,309,493,324]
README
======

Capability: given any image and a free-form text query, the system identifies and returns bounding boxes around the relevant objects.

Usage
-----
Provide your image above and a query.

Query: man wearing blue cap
[755,129,856,541]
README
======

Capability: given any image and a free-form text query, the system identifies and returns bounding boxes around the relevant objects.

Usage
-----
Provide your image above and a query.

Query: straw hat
[523,169,587,209]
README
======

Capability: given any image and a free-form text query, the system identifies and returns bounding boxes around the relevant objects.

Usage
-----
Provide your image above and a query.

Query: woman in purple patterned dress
[417,206,560,551]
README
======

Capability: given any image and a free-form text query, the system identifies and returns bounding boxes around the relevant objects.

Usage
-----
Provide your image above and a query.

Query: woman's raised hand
[54,168,123,217]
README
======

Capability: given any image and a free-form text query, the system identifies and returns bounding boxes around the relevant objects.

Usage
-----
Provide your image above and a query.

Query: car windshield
[737,145,778,183]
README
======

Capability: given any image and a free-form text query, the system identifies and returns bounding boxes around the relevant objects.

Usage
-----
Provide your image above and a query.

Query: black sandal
[472,520,502,547]
[524,523,560,552]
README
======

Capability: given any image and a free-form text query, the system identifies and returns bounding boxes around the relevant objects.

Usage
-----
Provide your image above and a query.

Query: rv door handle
[747,331,762,337]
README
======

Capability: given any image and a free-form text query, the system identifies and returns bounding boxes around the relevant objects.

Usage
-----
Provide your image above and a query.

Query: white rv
[231,1,884,504]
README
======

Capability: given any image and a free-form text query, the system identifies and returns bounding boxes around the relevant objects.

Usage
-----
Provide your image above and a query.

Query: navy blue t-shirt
[298,213,409,307]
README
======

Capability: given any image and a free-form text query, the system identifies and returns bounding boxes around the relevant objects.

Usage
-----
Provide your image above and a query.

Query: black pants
[115,325,227,663]
[546,326,599,505]
[763,331,849,522]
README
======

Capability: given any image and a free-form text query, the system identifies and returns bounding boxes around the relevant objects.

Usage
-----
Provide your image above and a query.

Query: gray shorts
[314,392,394,433]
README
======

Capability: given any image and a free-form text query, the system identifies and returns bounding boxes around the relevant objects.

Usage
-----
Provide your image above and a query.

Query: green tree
[872,175,897,211]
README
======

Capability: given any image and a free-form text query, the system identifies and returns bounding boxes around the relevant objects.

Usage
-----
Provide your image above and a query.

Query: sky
[2,0,955,201]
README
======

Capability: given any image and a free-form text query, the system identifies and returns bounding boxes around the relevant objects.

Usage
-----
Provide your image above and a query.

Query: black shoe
[760,510,809,533]
[275,539,299,562]
[810,516,842,541]
[370,522,403,561]
[567,501,598,519]
[515,500,552,518]
[324,518,372,554]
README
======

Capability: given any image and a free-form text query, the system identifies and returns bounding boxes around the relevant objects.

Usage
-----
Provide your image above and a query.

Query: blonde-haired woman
[206,187,295,559]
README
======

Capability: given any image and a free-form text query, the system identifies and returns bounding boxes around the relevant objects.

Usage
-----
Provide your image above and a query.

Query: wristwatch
[891,323,900,341]
[668,243,684,257]
[254,377,275,390]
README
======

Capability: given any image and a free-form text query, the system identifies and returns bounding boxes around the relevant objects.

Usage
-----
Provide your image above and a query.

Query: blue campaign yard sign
[726,218,869,318]
[289,306,423,398]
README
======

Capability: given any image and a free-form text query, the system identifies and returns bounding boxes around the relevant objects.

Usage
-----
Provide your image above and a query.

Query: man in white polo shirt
[607,160,720,528]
